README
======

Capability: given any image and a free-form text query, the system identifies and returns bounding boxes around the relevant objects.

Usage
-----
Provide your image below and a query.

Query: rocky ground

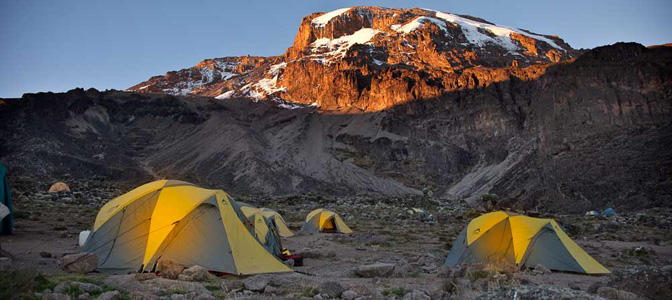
[1,179,672,300]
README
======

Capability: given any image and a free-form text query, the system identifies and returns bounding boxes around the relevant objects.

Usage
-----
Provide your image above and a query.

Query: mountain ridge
[128,6,580,111]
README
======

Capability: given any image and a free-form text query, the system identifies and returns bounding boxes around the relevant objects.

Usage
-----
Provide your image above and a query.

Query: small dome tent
[260,208,294,237]
[444,211,609,274]
[405,207,429,217]
[301,209,352,234]
[602,208,616,216]
[237,203,283,255]
[49,182,70,193]
[81,180,291,275]
[0,163,13,235]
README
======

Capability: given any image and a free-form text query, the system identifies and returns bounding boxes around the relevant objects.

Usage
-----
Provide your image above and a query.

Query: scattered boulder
[403,290,430,300]
[588,282,603,294]
[477,284,605,300]
[221,280,244,292]
[607,266,672,300]
[320,281,344,298]
[128,291,158,300]
[71,282,103,294]
[169,292,197,300]
[40,251,52,258]
[568,282,582,291]
[53,282,71,294]
[181,265,210,282]
[243,275,269,292]
[61,253,98,273]
[193,294,216,300]
[96,291,122,300]
[354,263,395,278]
[77,293,90,300]
[43,293,71,300]
[533,263,551,275]
[342,290,358,300]
[134,273,156,281]
[177,274,194,282]
[597,287,639,300]
[284,258,295,268]
[157,259,184,280]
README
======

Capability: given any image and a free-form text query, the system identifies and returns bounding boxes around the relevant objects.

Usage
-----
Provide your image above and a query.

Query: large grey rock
[597,287,639,300]
[354,263,395,278]
[181,265,210,282]
[134,273,156,281]
[243,275,269,292]
[157,259,184,280]
[320,281,344,298]
[72,282,103,294]
[342,290,358,300]
[43,293,71,300]
[77,293,91,300]
[96,291,121,300]
[61,253,98,273]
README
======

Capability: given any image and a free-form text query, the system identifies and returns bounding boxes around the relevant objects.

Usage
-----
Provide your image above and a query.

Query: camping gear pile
[78,179,608,277]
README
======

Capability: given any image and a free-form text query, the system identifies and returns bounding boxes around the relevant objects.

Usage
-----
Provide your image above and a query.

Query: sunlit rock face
[128,6,578,111]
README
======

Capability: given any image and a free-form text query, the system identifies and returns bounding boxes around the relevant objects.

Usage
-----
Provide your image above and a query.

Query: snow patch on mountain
[215,90,235,100]
[309,28,380,64]
[431,10,563,51]
[312,8,352,27]
[393,16,448,34]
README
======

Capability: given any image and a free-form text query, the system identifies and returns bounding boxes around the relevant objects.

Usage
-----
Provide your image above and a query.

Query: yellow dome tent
[237,203,283,255]
[301,209,352,234]
[49,182,70,193]
[444,211,610,274]
[260,208,294,237]
[81,180,291,275]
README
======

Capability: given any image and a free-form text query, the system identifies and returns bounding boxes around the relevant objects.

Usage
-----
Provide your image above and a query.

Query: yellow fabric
[318,211,335,230]
[49,182,71,193]
[143,185,216,267]
[466,211,510,245]
[462,211,609,274]
[216,192,291,274]
[332,214,353,234]
[240,206,270,242]
[509,215,553,264]
[550,220,611,274]
[306,209,352,234]
[305,208,323,222]
[261,209,294,237]
[93,180,169,231]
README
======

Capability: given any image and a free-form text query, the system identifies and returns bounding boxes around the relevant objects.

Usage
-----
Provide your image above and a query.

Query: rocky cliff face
[129,6,579,111]
[3,43,671,212]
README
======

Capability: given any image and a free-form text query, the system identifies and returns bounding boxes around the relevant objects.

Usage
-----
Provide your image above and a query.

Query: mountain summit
[128,7,578,111]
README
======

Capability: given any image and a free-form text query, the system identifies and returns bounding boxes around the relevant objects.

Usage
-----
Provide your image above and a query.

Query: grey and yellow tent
[444,211,609,274]
[237,203,283,255]
[49,182,70,193]
[81,180,291,275]
[301,209,352,234]
[261,208,294,237]
[0,163,13,235]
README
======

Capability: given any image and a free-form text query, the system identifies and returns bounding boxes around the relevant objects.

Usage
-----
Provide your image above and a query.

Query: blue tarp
[0,163,13,235]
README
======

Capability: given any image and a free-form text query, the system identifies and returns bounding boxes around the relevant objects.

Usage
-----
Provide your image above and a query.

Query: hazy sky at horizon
[1,0,670,98]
